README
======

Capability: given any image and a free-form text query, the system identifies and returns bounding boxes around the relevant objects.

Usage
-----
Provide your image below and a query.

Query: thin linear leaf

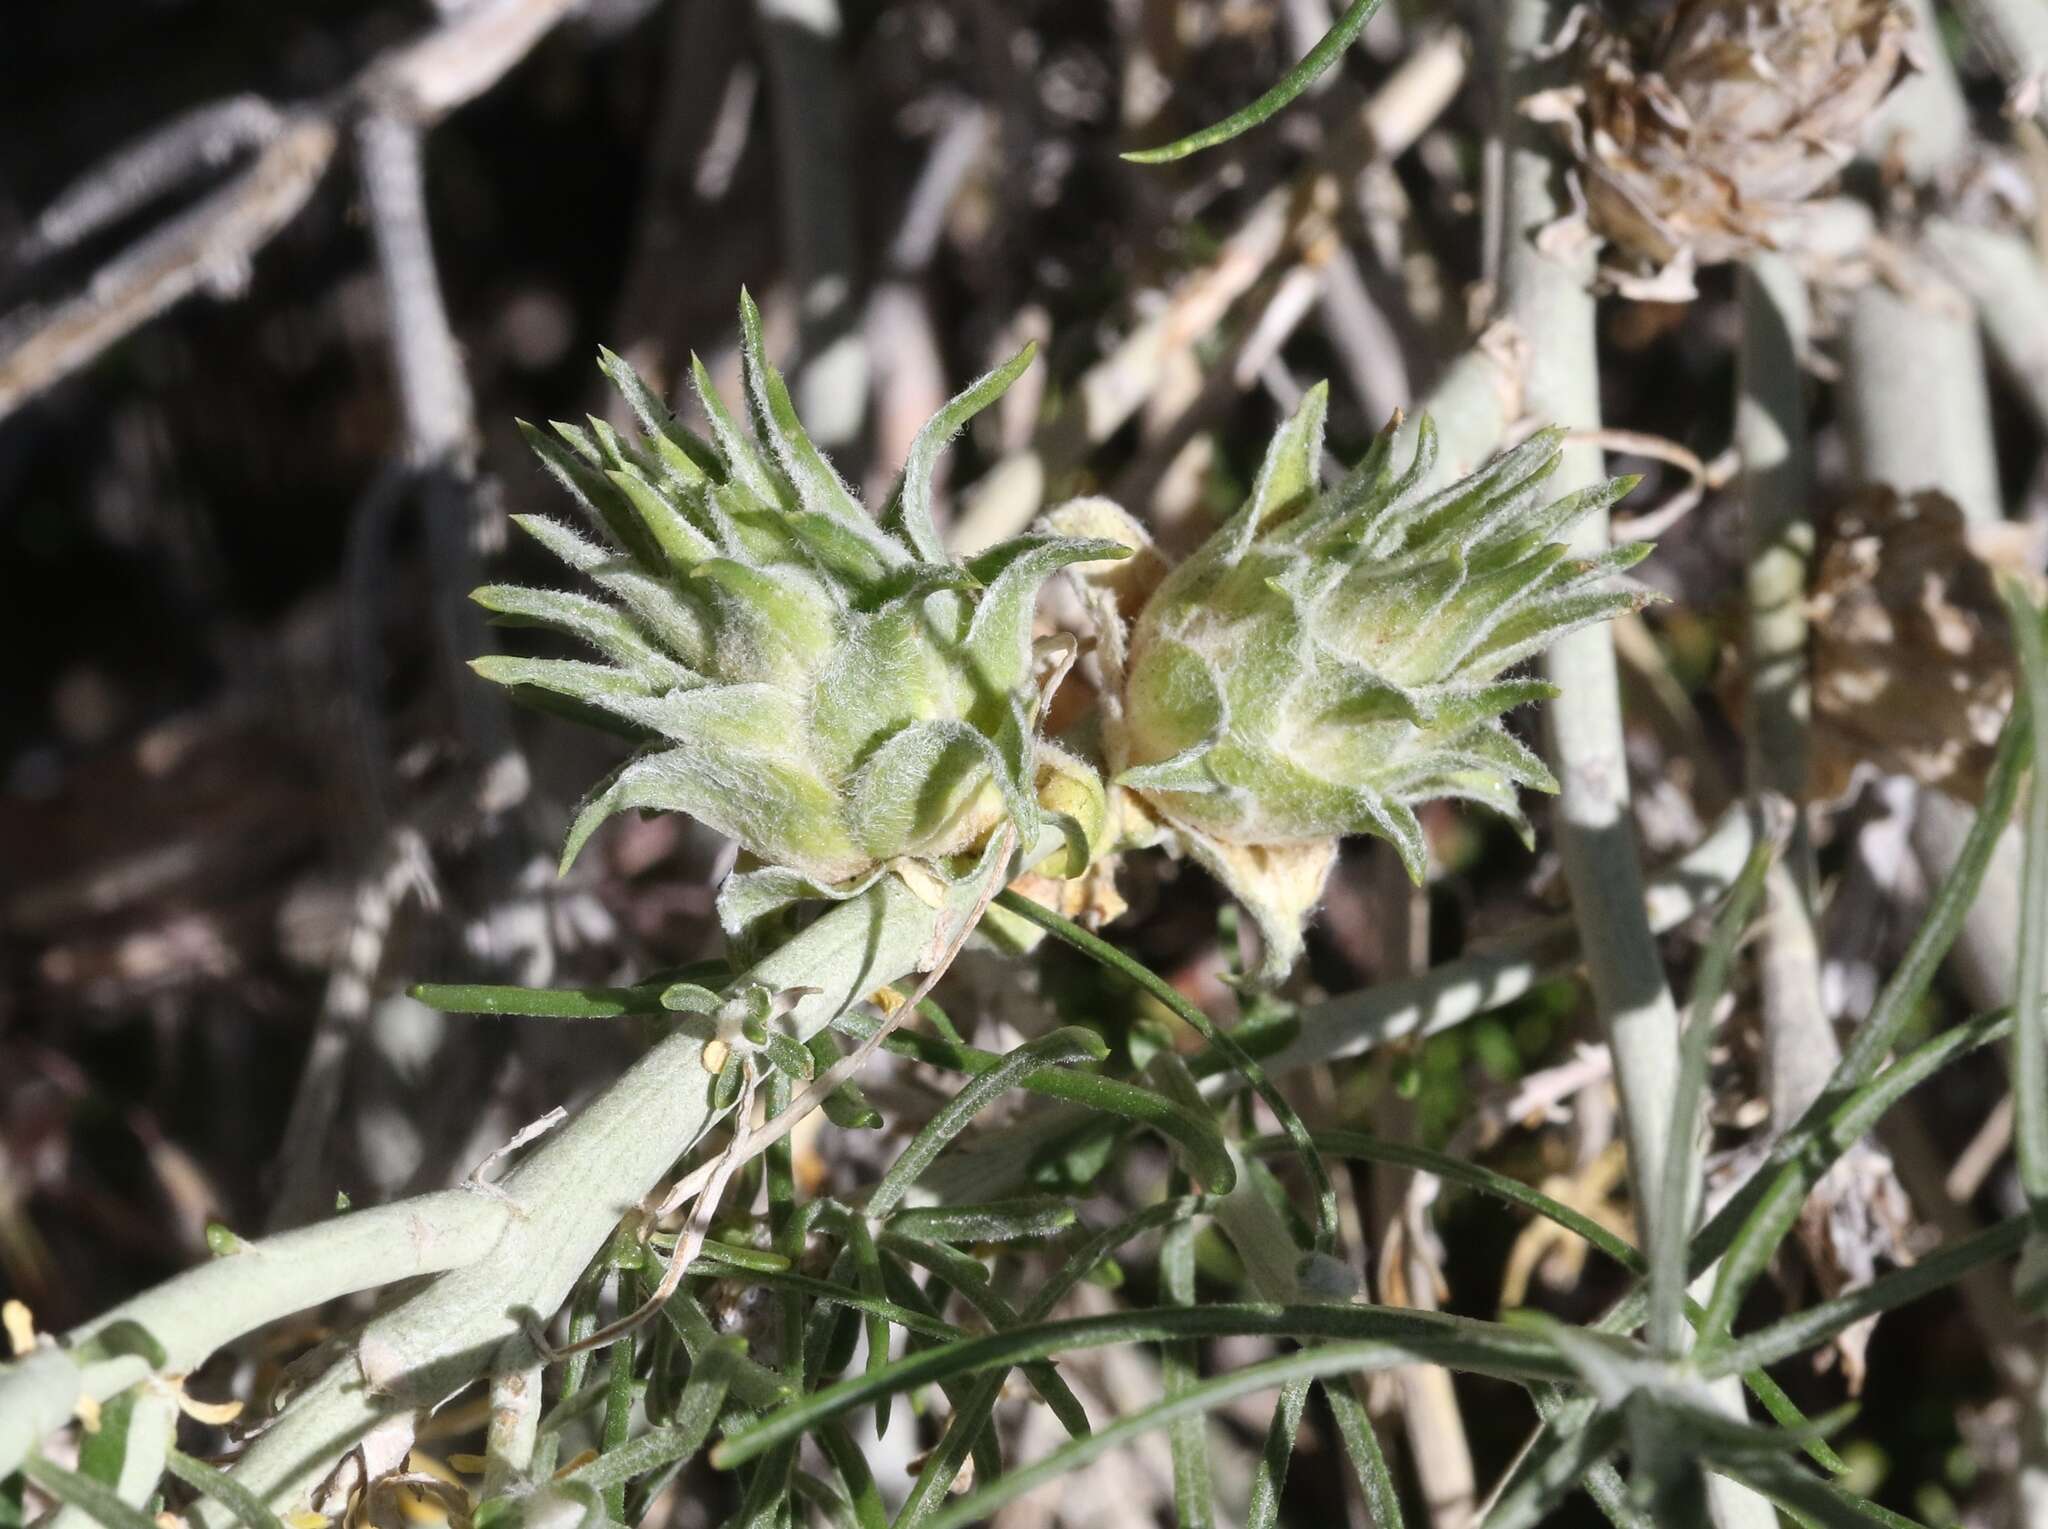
[77,1390,136,1488]
[1701,1212,2031,1378]
[649,1289,793,1411]
[409,982,667,1019]
[865,1028,1109,1217]
[562,1340,740,1493]
[877,1257,1005,1511]
[689,1256,955,1343]
[1160,1192,1214,1529]
[1491,1003,2019,1510]
[994,889,1336,1247]
[2002,581,2048,1255]
[886,1197,1077,1245]
[920,1341,1428,1529]
[600,1294,636,1520]
[879,1232,1094,1440]
[792,1470,859,1529]
[1654,828,1778,1356]
[1248,1130,1640,1273]
[1689,1005,2012,1288]
[1701,712,2030,1338]
[1323,1376,1406,1528]
[817,1423,889,1529]
[887,1198,1214,1529]
[21,1456,161,1529]
[836,1008,1236,1190]
[1122,0,1387,163]
[712,1303,1572,1468]
[1244,1378,1311,1529]
[1252,1131,1846,1475]
[165,1449,288,1529]
[1478,1408,1627,1529]
[1720,1457,1934,1529]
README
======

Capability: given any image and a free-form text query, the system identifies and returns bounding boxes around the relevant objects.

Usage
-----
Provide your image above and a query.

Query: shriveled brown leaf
[1809,486,2036,802]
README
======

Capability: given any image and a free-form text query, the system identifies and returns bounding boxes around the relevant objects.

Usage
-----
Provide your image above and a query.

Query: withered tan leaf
[1809,486,2036,802]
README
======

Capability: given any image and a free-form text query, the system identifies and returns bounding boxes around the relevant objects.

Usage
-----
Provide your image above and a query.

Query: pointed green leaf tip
[1113,395,1647,976]
[472,296,1121,929]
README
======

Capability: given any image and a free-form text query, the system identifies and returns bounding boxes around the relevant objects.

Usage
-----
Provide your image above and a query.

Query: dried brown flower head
[1809,486,2033,803]
[1529,1,1910,293]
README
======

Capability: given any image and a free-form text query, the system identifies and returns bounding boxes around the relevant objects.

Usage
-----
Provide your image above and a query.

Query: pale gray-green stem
[179,850,1039,1527]
[1496,3,1772,1523]
[1857,8,2046,1510]
[0,1189,518,1478]
[1926,216,2048,437]
[0,845,1040,1511]
[1737,252,1834,1132]
[1842,272,2001,525]
[4,780,1771,1495]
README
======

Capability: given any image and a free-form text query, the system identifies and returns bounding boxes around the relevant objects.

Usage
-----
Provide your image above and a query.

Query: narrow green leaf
[817,1424,888,1529]
[600,1297,636,1520]
[1161,1190,1214,1529]
[21,1457,160,1529]
[164,1449,288,1529]
[806,1031,885,1130]
[865,1028,1108,1218]
[2002,580,2048,1267]
[1122,0,1387,163]
[408,982,667,1019]
[887,1197,1077,1245]
[69,1322,167,1371]
[835,1008,1235,1190]
[562,1340,740,1494]
[1654,826,1778,1356]
[1253,1130,1847,1476]
[879,1234,1094,1440]
[1243,1378,1310,1529]
[1701,1212,2031,1378]
[1478,1407,1626,1529]
[647,1288,791,1410]
[993,889,1336,1248]
[713,1303,1572,1469]
[1323,1376,1406,1528]
[77,1390,136,1487]
[1702,711,2031,1338]
[878,1258,1005,1515]
[1719,1456,1934,1529]
[920,1341,1421,1529]
[879,1198,1208,1527]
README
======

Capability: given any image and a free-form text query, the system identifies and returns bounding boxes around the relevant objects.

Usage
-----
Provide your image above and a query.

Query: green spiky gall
[473,294,1126,930]
[1053,386,1650,978]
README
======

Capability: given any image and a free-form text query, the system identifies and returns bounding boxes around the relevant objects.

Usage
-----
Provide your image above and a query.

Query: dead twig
[0,0,581,424]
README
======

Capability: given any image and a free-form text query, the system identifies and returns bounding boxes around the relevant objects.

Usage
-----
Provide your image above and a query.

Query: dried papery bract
[1529,0,1910,295]
[473,294,1127,931]
[1053,390,1651,980]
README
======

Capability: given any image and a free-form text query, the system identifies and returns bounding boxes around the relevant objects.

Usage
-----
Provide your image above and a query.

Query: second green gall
[1054,385,1650,979]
